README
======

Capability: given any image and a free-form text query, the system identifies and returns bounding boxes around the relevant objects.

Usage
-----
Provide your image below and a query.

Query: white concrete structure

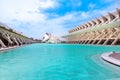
[63,8,120,45]
[42,33,60,43]
[0,22,36,50]
[42,33,51,42]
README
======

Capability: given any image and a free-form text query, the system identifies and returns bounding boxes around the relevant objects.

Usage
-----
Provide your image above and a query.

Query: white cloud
[0,0,47,22]
[0,0,59,23]
[88,3,96,9]
[0,0,84,39]
[0,0,120,39]
[39,0,58,9]
[0,0,59,39]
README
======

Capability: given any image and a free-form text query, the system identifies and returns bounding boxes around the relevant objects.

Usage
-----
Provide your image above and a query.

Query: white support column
[91,20,96,27]
[96,18,101,25]
[0,39,6,48]
[2,33,13,45]
[101,16,108,23]
[17,37,23,45]
[108,12,115,22]
[116,8,120,18]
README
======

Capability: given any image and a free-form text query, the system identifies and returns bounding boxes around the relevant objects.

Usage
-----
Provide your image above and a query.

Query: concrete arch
[101,16,109,23]
[108,12,116,21]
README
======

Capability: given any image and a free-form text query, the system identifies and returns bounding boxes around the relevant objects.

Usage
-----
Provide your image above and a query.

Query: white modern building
[42,33,60,43]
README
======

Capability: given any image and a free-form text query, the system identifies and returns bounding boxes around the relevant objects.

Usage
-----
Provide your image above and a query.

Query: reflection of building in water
[42,33,60,43]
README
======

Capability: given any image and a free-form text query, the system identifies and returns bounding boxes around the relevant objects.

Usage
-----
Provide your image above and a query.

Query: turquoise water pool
[0,44,120,80]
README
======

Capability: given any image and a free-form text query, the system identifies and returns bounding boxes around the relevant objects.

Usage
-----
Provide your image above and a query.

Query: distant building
[42,33,60,43]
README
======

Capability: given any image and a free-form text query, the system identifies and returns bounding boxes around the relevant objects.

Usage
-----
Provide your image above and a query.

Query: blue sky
[0,0,120,39]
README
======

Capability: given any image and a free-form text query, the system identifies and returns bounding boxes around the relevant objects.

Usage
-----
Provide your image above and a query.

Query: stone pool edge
[0,46,20,52]
[0,45,28,52]
[101,52,120,67]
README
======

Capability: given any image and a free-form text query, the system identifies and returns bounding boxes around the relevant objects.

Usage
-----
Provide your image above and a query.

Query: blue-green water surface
[0,44,120,80]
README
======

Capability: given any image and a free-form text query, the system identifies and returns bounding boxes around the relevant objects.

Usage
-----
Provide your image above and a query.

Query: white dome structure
[42,33,60,43]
